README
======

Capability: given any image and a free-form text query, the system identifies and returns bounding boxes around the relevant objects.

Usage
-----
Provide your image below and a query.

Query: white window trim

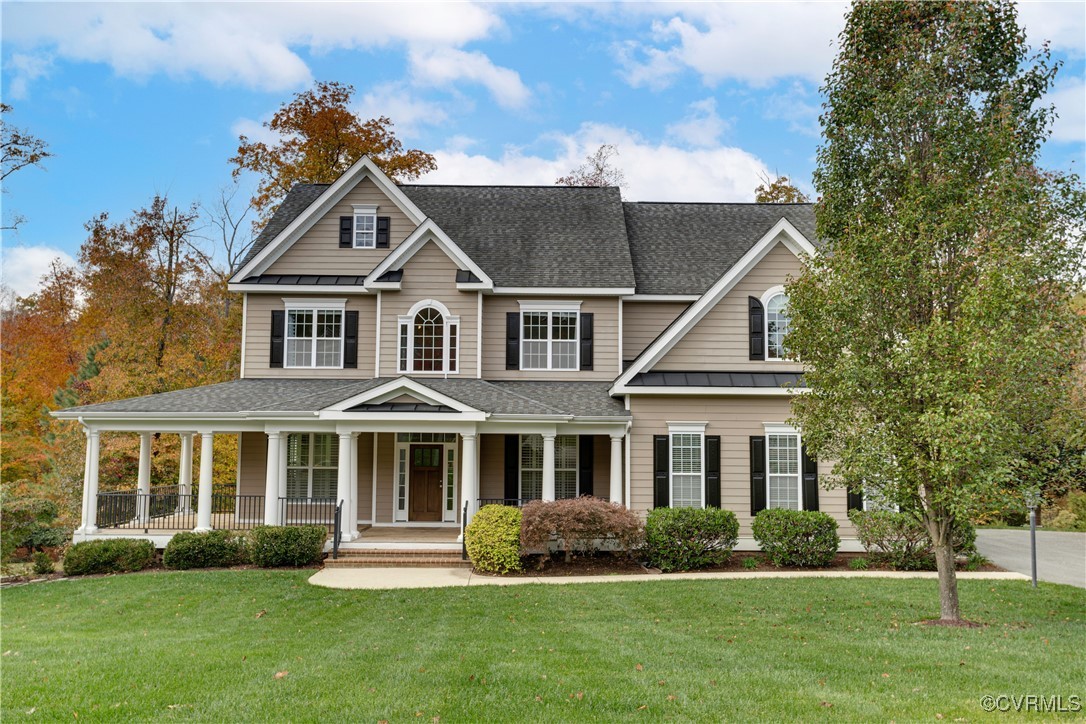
[761,285,789,362]
[518,434,579,500]
[519,304,581,371]
[763,422,802,510]
[286,432,339,500]
[668,422,706,509]
[397,299,461,375]
[352,204,378,249]
[283,300,346,369]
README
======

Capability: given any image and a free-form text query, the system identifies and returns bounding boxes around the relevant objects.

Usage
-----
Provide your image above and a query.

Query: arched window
[766,292,790,360]
[398,301,459,373]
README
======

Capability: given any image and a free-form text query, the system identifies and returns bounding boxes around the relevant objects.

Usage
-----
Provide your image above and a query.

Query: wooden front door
[409,445,443,522]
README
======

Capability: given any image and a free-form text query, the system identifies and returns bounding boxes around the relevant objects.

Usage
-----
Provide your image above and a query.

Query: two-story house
[54,156,855,550]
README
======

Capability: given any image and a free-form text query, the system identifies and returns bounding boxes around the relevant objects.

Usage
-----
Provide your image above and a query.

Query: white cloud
[616,3,848,89]
[0,245,76,298]
[665,97,729,148]
[4,52,53,99]
[1018,1,1086,57]
[408,46,531,110]
[353,83,451,138]
[3,2,504,93]
[762,82,821,138]
[422,122,769,202]
[1049,75,1086,143]
[230,116,279,146]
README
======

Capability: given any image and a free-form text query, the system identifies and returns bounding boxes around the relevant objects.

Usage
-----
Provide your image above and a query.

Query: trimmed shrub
[63,538,156,576]
[643,507,739,572]
[465,504,522,574]
[848,510,976,570]
[163,530,248,570]
[248,526,327,567]
[32,551,55,575]
[752,509,840,567]
[520,497,644,562]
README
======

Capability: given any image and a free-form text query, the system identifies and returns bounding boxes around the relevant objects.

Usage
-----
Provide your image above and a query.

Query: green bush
[644,507,740,572]
[248,526,327,567]
[32,551,55,575]
[465,505,523,574]
[849,510,976,570]
[63,539,156,576]
[752,509,840,567]
[520,497,643,562]
[163,530,248,570]
[848,557,869,571]
[1047,491,1086,531]
[1,495,66,562]
[741,556,759,570]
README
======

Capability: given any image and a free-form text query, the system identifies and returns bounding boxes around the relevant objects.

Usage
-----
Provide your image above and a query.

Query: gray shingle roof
[623,202,817,295]
[235,184,328,272]
[57,378,628,418]
[400,185,635,289]
[628,371,805,388]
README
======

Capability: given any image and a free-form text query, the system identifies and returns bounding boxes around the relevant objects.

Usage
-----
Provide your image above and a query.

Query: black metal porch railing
[277,497,338,529]
[332,501,342,560]
[477,498,531,507]
[95,490,265,532]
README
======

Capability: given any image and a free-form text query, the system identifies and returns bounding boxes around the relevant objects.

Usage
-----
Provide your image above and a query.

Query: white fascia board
[323,377,481,414]
[229,284,369,294]
[51,410,247,420]
[621,294,701,302]
[610,218,815,394]
[490,287,635,296]
[365,219,494,289]
[230,156,427,281]
[363,281,402,291]
[456,282,490,291]
[610,385,803,396]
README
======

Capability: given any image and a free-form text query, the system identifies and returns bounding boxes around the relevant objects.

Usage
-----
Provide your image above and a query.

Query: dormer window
[353,205,377,248]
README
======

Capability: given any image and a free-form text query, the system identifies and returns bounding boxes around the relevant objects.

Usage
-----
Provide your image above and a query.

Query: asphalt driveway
[975,529,1086,588]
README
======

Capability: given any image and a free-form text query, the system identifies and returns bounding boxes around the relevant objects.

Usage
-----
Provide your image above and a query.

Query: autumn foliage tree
[231,81,437,223]
[754,173,810,203]
[787,1,1085,623]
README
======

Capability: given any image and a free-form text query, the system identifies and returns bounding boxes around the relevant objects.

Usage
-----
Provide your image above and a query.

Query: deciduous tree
[754,173,810,203]
[787,0,1085,623]
[556,144,626,189]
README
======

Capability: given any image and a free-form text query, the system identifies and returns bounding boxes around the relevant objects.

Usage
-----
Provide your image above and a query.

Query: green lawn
[2,572,1083,721]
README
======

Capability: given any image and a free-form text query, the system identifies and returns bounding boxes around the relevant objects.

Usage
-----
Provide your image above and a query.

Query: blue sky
[2,1,1084,297]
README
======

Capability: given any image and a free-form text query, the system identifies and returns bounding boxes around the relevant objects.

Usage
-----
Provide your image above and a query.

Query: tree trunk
[933,541,961,622]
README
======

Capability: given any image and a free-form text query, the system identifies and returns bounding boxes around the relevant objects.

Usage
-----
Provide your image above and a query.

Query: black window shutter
[847,488,864,512]
[579,313,594,371]
[506,312,520,370]
[578,435,594,496]
[750,436,766,514]
[748,296,765,361]
[802,444,819,511]
[653,435,670,508]
[705,435,721,508]
[343,310,358,368]
[376,216,390,249]
[339,216,353,248]
[270,310,285,368]
[504,435,520,501]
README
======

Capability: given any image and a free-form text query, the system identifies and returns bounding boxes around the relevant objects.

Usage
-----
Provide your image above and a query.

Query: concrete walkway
[309,567,1029,590]
[975,529,1086,588]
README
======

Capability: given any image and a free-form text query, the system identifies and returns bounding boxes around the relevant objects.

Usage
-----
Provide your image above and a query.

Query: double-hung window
[285,301,344,368]
[520,302,580,371]
[353,205,377,248]
[669,424,705,508]
[286,433,338,499]
[766,428,801,510]
[519,434,578,500]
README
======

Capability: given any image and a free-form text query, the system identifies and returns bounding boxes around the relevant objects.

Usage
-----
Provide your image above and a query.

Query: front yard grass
[2,572,1082,721]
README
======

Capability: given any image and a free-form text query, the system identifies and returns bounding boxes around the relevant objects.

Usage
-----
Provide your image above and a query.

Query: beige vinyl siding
[652,239,804,371]
[481,296,621,380]
[628,396,852,538]
[355,433,374,523]
[374,433,396,523]
[238,432,266,497]
[378,241,480,378]
[477,433,615,500]
[264,177,416,276]
[622,301,689,363]
[243,293,376,378]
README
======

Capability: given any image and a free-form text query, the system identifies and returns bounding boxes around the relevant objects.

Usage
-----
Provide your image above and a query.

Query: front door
[409,445,443,522]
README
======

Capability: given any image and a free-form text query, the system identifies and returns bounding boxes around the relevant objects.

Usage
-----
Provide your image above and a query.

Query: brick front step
[325,549,471,569]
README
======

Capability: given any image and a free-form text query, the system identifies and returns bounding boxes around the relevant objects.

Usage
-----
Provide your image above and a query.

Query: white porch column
[137,431,152,523]
[195,431,214,532]
[178,433,193,513]
[542,433,556,502]
[278,438,288,523]
[348,432,360,537]
[263,432,281,525]
[610,434,624,505]
[459,432,478,535]
[337,432,355,541]
[79,429,100,533]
